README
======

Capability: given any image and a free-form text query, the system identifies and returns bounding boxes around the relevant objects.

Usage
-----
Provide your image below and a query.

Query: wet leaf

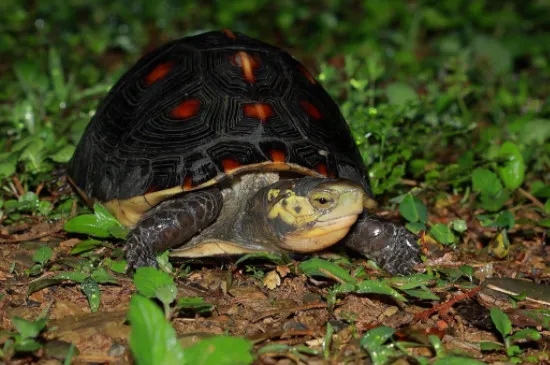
[399,193,427,223]
[497,142,525,190]
[299,258,355,284]
[402,288,439,300]
[128,295,184,365]
[91,267,117,284]
[64,203,127,239]
[387,273,435,290]
[81,278,101,312]
[70,239,104,255]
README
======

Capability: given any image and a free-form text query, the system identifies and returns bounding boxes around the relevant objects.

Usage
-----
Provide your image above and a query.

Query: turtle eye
[309,190,337,209]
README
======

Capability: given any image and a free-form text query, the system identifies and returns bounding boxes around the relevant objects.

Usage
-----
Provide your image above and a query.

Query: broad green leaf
[399,193,427,223]
[472,168,502,195]
[128,295,184,365]
[182,336,253,365]
[155,285,178,308]
[479,189,510,212]
[355,280,407,302]
[406,221,426,233]
[32,246,53,265]
[11,317,47,339]
[176,297,214,315]
[385,82,418,106]
[497,142,525,190]
[81,278,101,312]
[360,326,396,365]
[64,214,111,238]
[429,224,455,244]
[298,258,355,284]
[490,307,512,337]
[133,267,175,298]
[54,271,88,283]
[0,162,16,179]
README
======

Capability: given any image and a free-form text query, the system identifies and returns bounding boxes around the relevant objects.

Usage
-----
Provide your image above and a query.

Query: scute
[68,30,371,217]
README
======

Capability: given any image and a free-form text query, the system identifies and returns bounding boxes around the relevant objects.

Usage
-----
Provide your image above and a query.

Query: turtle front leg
[343,214,422,275]
[125,188,223,269]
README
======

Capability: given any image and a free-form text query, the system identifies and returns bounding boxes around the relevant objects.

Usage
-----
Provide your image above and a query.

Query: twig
[0,221,65,244]
[518,187,546,211]
[413,285,481,322]
[12,176,25,197]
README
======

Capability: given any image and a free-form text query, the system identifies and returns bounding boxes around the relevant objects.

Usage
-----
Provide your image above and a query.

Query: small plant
[480,308,541,363]
[0,316,47,361]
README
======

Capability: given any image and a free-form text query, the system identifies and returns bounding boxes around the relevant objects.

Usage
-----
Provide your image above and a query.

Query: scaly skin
[125,188,222,268]
[343,214,422,275]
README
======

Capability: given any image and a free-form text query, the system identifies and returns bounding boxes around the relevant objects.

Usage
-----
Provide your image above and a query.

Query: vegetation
[1,0,549,364]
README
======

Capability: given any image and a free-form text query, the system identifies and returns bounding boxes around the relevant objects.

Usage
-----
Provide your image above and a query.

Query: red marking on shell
[297,64,316,84]
[222,158,241,173]
[145,62,173,86]
[316,163,328,176]
[183,177,193,190]
[223,29,236,39]
[300,100,322,120]
[145,184,159,194]
[243,103,275,123]
[231,52,260,83]
[269,149,286,163]
[170,99,201,119]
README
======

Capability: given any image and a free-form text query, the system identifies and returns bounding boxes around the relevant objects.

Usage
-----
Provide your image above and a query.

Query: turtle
[67,29,422,275]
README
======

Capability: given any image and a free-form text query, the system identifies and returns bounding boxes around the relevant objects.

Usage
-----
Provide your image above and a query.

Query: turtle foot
[343,215,422,275]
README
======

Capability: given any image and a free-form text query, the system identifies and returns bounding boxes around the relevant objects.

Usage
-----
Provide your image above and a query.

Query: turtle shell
[68,30,371,226]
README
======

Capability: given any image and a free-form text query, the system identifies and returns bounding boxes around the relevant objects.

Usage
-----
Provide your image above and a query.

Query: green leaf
[32,246,53,265]
[182,336,253,365]
[133,267,176,298]
[472,168,502,195]
[497,142,525,190]
[433,357,487,365]
[15,338,43,352]
[70,239,104,255]
[128,295,184,365]
[509,328,541,342]
[451,219,467,232]
[64,203,127,239]
[235,252,287,266]
[387,274,434,290]
[490,307,512,337]
[355,280,407,302]
[402,289,440,300]
[298,258,355,284]
[11,317,47,339]
[360,326,396,364]
[385,82,418,106]
[480,341,504,351]
[176,297,214,315]
[495,211,515,230]
[472,35,512,74]
[480,189,510,212]
[54,271,88,283]
[91,267,118,284]
[155,285,178,308]
[49,145,75,163]
[399,193,427,223]
[81,278,101,312]
[429,224,455,244]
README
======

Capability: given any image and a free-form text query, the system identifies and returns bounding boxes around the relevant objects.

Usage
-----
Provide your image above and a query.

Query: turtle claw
[125,233,159,270]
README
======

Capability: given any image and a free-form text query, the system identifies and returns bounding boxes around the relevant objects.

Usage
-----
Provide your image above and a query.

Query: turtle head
[253,177,368,252]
